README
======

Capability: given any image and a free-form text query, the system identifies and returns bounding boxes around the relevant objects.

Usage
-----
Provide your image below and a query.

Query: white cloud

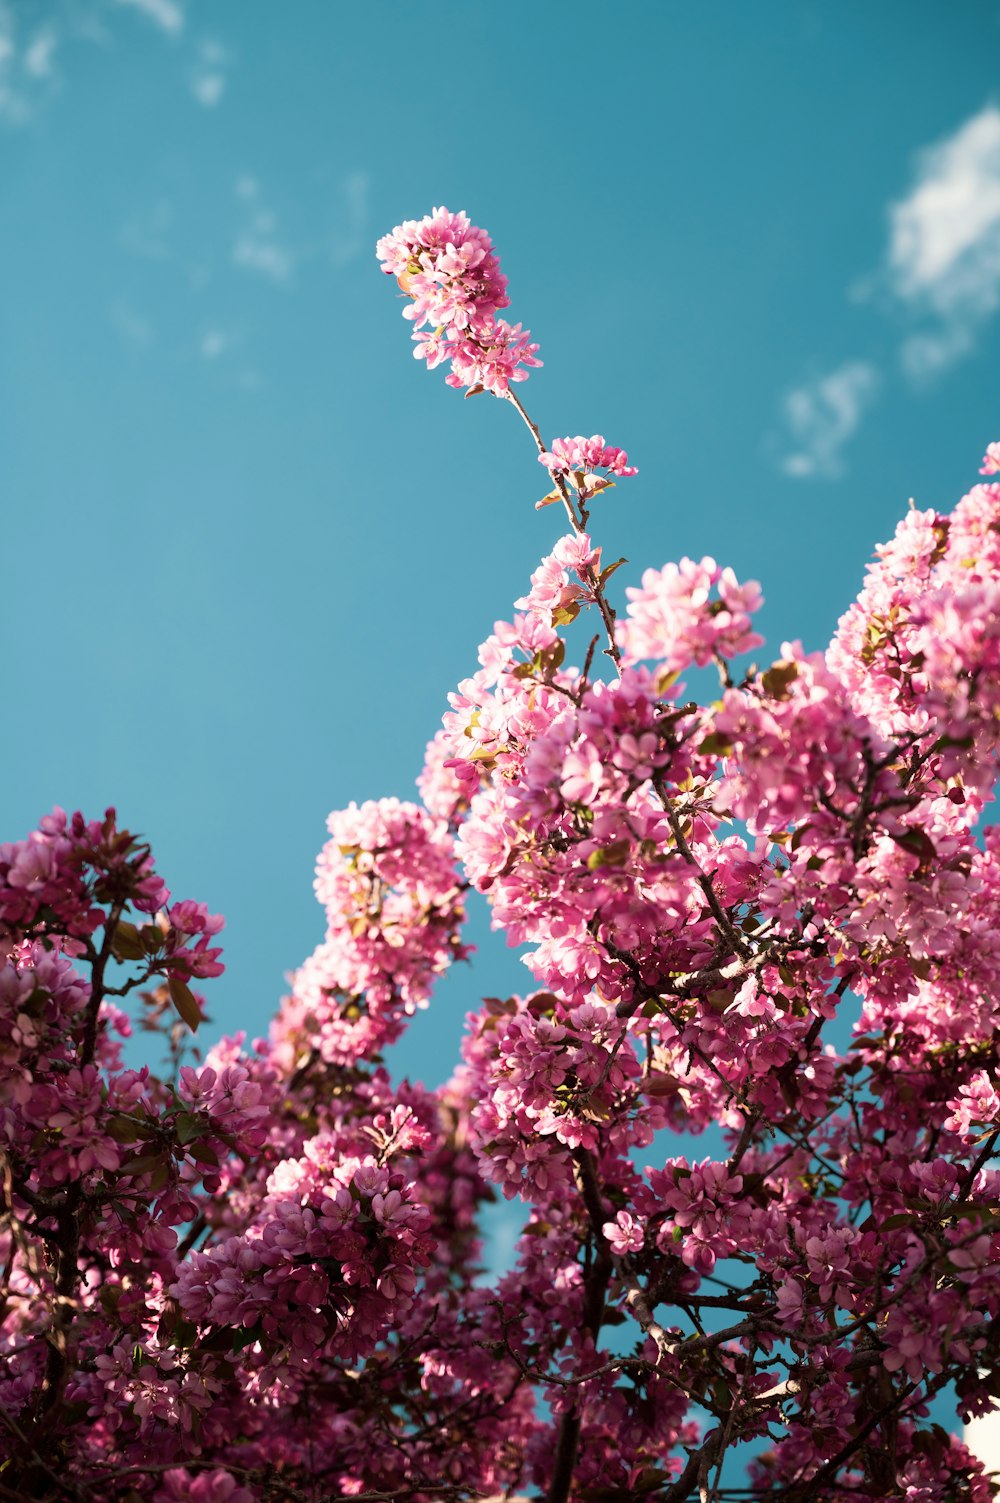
[887,103,1000,375]
[0,0,210,127]
[24,28,57,79]
[232,180,294,285]
[191,71,222,106]
[200,329,230,360]
[200,326,246,364]
[899,324,974,383]
[0,5,61,124]
[190,38,229,107]
[234,230,293,284]
[114,0,184,38]
[778,362,879,480]
[773,103,1000,476]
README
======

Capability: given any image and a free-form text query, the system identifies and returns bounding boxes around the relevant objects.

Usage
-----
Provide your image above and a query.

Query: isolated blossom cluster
[539,435,639,479]
[376,205,541,394]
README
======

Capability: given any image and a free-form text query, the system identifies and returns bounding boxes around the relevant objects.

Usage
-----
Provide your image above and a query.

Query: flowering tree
[2,207,1000,1503]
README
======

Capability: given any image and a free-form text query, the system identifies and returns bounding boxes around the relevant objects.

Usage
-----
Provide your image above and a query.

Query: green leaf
[643,1072,679,1098]
[948,1202,999,1223]
[931,733,974,752]
[698,731,734,757]
[536,487,563,510]
[141,924,165,956]
[111,921,146,962]
[148,1161,170,1193]
[552,600,582,627]
[655,667,682,696]
[891,828,937,868]
[586,838,631,870]
[711,1379,733,1411]
[534,639,566,677]
[119,1152,164,1178]
[168,976,201,1032]
[579,473,615,500]
[483,996,517,1017]
[175,1113,202,1146]
[761,660,799,700]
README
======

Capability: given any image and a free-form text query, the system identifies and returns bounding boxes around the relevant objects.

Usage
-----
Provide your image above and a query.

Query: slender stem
[505,387,622,664]
[506,388,581,531]
[651,778,750,962]
[81,901,122,1066]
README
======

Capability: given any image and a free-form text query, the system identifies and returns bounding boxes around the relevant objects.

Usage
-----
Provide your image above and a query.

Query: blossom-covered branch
[1,209,998,1503]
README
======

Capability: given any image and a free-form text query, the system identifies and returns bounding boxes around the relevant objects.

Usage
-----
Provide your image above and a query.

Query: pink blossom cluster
[271,797,467,1070]
[829,480,1000,804]
[161,899,225,980]
[944,1069,1000,1139]
[173,1143,433,1370]
[617,555,764,671]
[376,205,541,394]
[461,992,646,1199]
[0,806,168,957]
[539,434,639,479]
[513,530,601,623]
[177,1059,273,1153]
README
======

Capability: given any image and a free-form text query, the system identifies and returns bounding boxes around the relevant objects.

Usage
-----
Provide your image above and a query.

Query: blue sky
[3,0,1000,1088]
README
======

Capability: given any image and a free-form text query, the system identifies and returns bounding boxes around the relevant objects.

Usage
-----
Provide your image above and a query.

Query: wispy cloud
[200,328,230,360]
[1,1,231,128]
[777,362,879,479]
[114,0,184,38]
[232,177,295,285]
[0,4,61,124]
[24,27,57,79]
[775,103,1000,479]
[887,103,1000,379]
[189,38,229,107]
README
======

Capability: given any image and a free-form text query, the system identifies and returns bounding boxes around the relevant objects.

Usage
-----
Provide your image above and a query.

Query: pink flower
[539,435,638,479]
[979,441,1000,474]
[602,1210,645,1255]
